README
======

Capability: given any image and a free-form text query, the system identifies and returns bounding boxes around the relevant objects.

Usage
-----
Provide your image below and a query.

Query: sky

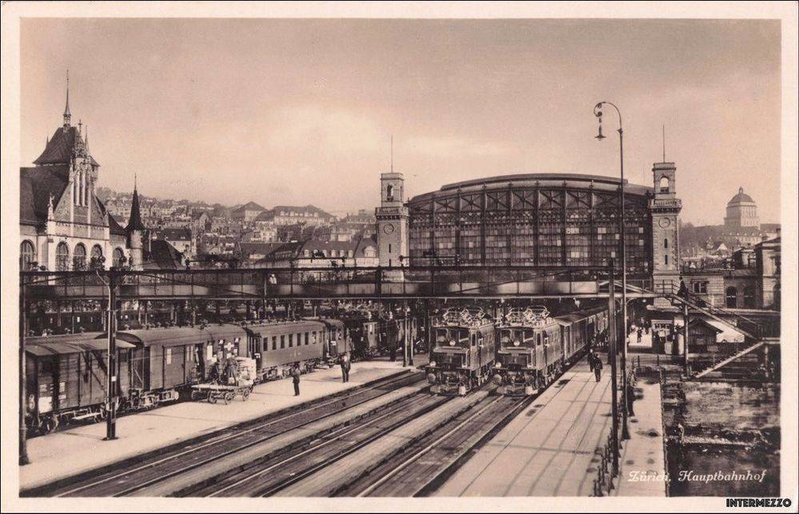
[20,18,781,224]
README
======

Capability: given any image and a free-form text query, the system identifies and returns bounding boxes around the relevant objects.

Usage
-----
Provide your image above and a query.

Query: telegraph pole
[607,259,620,477]
[407,301,414,367]
[19,274,30,465]
[402,301,408,367]
[105,269,118,440]
[683,300,690,376]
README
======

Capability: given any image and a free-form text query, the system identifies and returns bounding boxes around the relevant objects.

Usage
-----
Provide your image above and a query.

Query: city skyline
[21,18,781,224]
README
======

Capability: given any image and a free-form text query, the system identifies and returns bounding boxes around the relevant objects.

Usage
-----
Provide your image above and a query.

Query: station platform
[19,358,416,491]
[435,357,666,497]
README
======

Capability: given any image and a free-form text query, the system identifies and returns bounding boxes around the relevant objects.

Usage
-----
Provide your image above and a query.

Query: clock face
[383,223,395,234]
[658,218,671,228]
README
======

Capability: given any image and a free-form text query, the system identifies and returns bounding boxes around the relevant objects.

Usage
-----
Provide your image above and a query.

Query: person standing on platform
[340,352,350,383]
[588,350,596,372]
[626,381,636,416]
[594,358,603,382]
[291,364,301,396]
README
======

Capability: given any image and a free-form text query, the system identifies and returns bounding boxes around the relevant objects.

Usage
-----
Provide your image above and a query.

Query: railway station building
[377,160,682,286]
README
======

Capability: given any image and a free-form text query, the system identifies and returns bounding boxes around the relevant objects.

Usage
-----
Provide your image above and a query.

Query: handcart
[190,383,253,404]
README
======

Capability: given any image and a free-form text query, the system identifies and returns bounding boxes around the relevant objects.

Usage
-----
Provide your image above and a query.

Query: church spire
[126,177,146,232]
[63,70,72,127]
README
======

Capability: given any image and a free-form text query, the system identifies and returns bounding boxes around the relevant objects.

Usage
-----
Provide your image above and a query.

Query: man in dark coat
[588,350,596,372]
[594,358,603,382]
[340,353,351,383]
[291,365,301,396]
[626,381,636,416]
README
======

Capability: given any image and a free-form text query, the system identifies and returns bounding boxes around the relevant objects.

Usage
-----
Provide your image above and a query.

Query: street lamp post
[594,101,630,440]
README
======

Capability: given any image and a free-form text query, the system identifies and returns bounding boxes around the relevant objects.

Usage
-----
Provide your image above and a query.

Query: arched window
[73,243,87,270]
[20,240,35,270]
[659,176,670,193]
[386,184,394,202]
[725,286,738,308]
[56,242,70,271]
[743,286,756,309]
[91,245,104,269]
[113,247,126,268]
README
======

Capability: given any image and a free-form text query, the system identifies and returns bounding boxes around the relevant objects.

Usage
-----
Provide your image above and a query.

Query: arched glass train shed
[407,174,654,275]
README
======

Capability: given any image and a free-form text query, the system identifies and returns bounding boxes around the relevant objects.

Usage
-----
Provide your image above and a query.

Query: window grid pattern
[407,186,652,274]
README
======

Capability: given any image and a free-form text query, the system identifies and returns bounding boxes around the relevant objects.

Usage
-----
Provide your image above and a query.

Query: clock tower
[649,161,682,291]
[376,172,408,276]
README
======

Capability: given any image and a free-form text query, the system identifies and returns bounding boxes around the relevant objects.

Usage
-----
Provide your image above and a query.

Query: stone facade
[375,172,408,270]
[650,162,682,291]
[19,82,131,272]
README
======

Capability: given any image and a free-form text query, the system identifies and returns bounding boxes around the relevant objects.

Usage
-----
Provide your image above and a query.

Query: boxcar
[25,333,136,433]
[114,326,212,408]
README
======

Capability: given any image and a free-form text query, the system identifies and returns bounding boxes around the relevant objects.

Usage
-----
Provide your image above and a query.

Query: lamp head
[593,102,606,140]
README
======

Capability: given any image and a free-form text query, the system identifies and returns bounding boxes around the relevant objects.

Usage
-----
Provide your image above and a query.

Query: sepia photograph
[1,2,796,512]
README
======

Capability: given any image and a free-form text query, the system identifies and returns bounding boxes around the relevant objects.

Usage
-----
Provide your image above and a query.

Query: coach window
[166,348,172,365]
[289,334,294,347]
[305,332,309,345]
[280,335,285,349]
[272,336,277,350]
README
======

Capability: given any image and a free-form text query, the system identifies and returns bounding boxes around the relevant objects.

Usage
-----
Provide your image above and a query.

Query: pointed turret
[63,70,71,127]
[126,180,146,232]
[126,178,145,269]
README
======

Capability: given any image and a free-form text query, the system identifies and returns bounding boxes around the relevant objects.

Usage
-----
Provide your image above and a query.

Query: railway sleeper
[328,394,490,497]
[174,390,431,497]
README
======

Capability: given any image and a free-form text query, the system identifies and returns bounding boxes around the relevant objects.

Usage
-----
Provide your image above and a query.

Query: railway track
[336,394,532,497]
[183,393,451,496]
[271,355,584,497]
[23,370,422,497]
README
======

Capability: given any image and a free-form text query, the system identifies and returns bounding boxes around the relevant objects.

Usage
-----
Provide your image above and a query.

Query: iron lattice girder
[20,266,656,301]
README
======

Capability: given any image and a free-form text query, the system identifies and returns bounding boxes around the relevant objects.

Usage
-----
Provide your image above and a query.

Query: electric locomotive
[426,308,495,395]
[493,306,563,395]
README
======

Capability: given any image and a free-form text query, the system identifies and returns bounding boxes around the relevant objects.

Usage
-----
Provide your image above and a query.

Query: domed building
[717,186,780,249]
[724,187,759,230]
